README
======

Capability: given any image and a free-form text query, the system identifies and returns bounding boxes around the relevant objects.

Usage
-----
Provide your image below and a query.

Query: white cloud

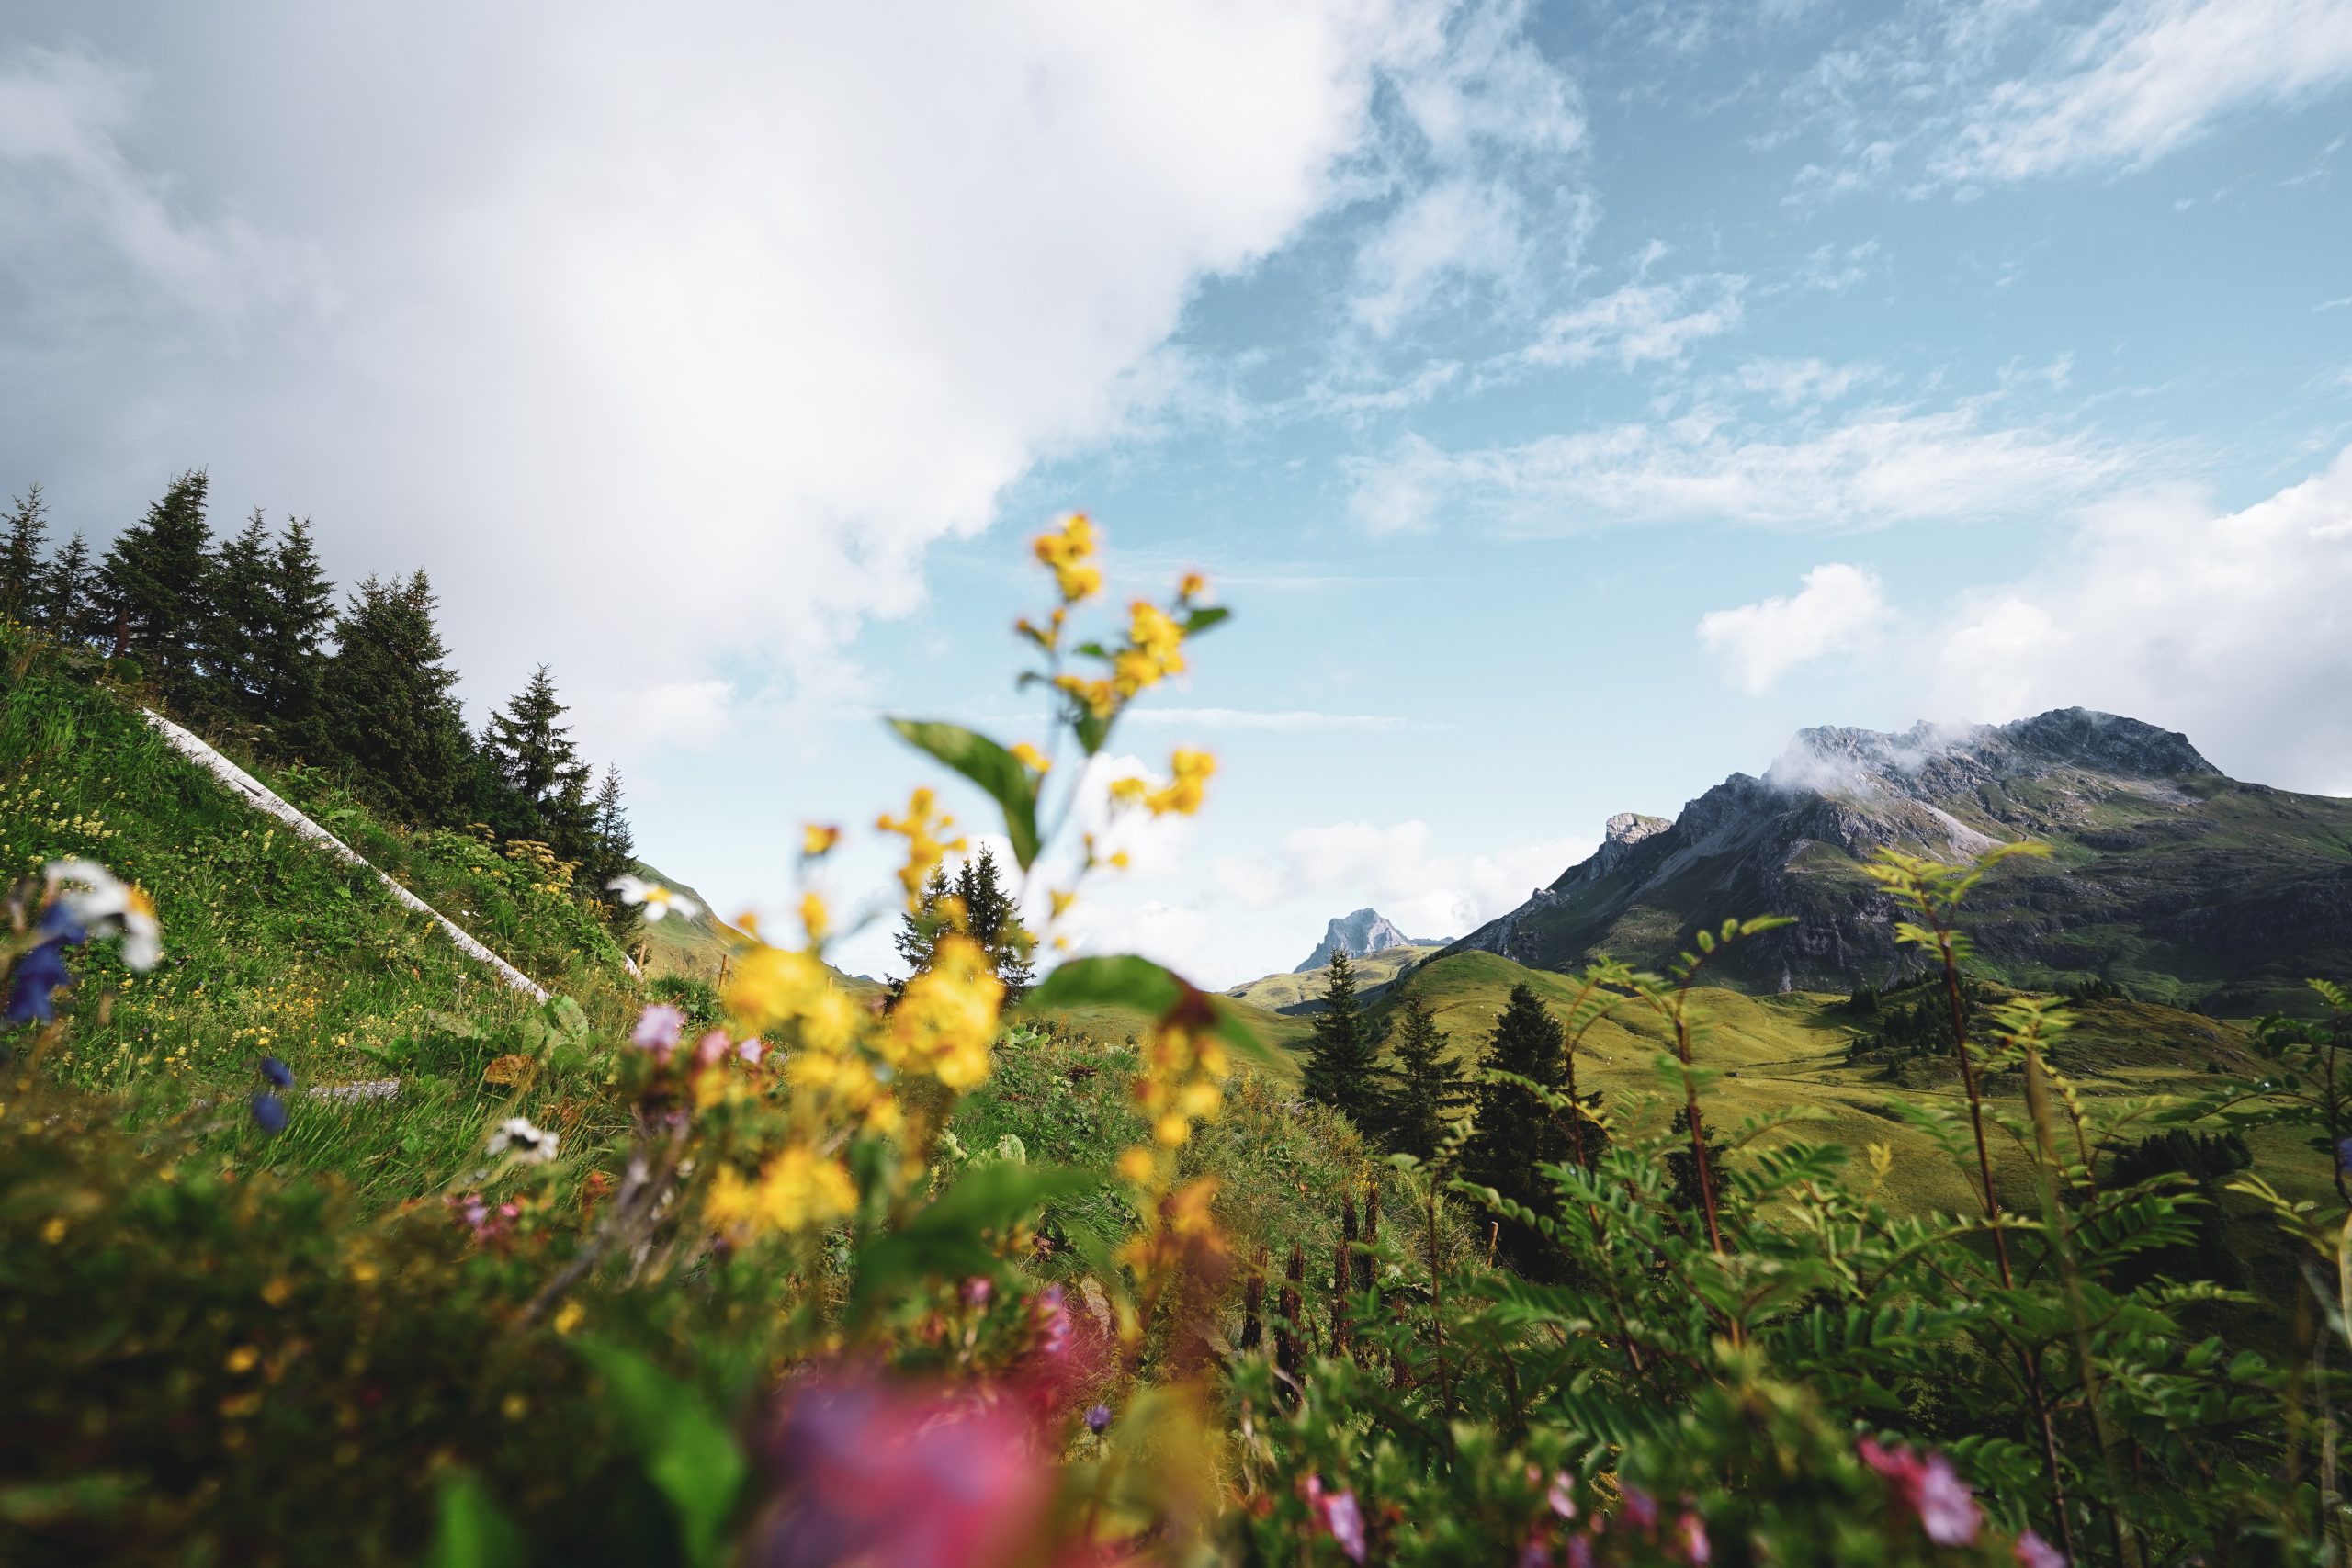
[0,5,1451,761]
[1347,403,2132,534]
[1212,818,1594,942]
[1721,356,1880,407]
[1351,177,1529,336]
[1515,271,1747,371]
[1932,446,2352,792]
[1943,0,2352,182]
[1697,562,1894,694]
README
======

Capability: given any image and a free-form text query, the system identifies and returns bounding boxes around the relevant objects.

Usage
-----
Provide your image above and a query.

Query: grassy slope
[1,649,639,1205]
[1222,943,1445,1012]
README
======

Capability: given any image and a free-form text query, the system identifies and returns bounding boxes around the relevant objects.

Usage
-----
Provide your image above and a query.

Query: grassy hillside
[1222,942,1443,1011]
[620,860,748,979]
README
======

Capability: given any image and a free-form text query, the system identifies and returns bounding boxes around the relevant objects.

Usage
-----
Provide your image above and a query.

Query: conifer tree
[257,517,336,747]
[889,850,1035,1001]
[483,665,590,810]
[99,469,215,690]
[1,485,50,623]
[37,533,99,643]
[1380,987,1471,1160]
[585,766,641,940]
[322,571,471,824]
[955,846,1034,1002]
[1300,949,1388,1130]
[1463,983,1572,1279]
[194,509,274,719]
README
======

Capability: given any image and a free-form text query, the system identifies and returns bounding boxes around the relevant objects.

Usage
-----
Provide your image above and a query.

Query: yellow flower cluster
[1032,513,1102,603]
[1112,600,1186,698]
[1108,750,1216,818]
[875,787,967,908]
[707,1145,858,1235]
[728,945,862,1055]
[1010,741,1051,774]
[880,934,1004,1090]
[801,823,842,858]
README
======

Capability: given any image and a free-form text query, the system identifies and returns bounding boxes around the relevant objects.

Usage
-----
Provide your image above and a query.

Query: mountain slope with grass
[1451,707,2352,1012]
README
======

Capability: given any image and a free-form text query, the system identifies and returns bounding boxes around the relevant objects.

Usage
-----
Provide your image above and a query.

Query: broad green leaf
[1181,606,1231,637]
[885,718,1042,868]
[424,1473,526,1568]
[574,1341,748,1568]
[1027,954,1282,1073]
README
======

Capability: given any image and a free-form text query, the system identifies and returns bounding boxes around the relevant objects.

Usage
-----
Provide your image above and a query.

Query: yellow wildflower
[1049,888,1078,919]
[1144,750,1215,817]
[1117,1145,1159,1186]
[1010,740,1051,774]
[727,944,830,1033]
[799,889,831,942]
[876,787,967,907]
[708,1147,857,1235]
[553,1301,585,1337]
[882,933,1004,1089]
[1053,673,1118,720]
[1112,600,1186,697]
[1178,571,1207,602]
[1032,513,1102,603]
[802,823,842,857]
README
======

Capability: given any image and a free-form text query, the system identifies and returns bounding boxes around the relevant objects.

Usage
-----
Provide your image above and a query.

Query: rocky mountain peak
[1605,811,1671,846]
[1294,908,1421,974]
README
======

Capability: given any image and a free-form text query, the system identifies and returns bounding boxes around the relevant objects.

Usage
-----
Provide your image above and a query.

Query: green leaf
[573,1342,747,1568]
[424,1473,526,1568]
[885,719,1043,869]
[1181,606,1231,637]
[1027,954,1283,1073]
[850,1161,1103,1312]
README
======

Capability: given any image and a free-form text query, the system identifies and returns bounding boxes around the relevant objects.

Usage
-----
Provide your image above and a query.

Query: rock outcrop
[1295,908,1426,974]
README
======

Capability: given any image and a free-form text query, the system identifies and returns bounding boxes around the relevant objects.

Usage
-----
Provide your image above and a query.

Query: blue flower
[260,1055,294,1089]
[1085,1403,1112,1436]
[2336,1136,2352,1177]
[250,1092,288,1136]
[4,905,88,1027]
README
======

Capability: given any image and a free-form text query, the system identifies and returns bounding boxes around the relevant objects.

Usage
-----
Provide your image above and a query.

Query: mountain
[1228,942,1445,1013]
[1448,708,2352,1012]
[1294,908,1444,973]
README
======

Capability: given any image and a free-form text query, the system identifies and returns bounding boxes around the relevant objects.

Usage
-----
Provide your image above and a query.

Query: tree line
[0,472,638,930]
[1297,949,1612,1277]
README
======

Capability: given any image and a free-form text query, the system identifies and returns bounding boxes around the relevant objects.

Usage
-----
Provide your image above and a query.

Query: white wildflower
[607,874,698,922]
[46,858,164,971]
[486,1115,559,1165]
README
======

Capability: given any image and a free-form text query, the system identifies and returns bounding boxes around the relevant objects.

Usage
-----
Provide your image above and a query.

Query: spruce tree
[955,845,1034,1002]
[195,509,274,719]
[585,766,641,941]
[38,533,99,643]
[1,485,50,623]
[1380,987,1471,1160]
[99,469,215,690]
[1300,949,1388,1130]
[483,665,591,811]
[889,865,957,1004]
[257,516,336,746]
[322,571,471,824]
[1463,983,1572,1279]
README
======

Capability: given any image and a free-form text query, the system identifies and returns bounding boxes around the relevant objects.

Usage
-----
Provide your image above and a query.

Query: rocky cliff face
[1295,908,1425,974]
[1446,708,2352,1011]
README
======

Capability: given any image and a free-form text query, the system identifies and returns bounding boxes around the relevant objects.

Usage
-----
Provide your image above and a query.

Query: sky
[2,0,2348,987]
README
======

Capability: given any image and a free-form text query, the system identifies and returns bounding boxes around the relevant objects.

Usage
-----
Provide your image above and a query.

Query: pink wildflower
[1565,1537,1594,1568]
[1618,1483,1658,1529]
[1675,1510,1712,1564]
[738,1037,766,1066]
[1300,1477,1367,1564]
[1860,1438,1982,1547]
[1547,1472,1577,1520]
[633,1003,684,1058]
[2016,1529,2067,1568]
[694,1028,731,1066]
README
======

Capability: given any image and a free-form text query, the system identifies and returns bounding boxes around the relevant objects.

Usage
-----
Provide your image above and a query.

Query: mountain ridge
[1293,907,1447,973]
[1447,707,2352,1011]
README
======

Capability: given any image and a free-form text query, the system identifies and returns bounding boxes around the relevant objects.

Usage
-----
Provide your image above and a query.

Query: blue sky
[4,2,2349,985]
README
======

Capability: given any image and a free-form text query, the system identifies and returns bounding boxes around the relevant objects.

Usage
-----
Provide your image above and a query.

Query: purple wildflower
[1320,1488,1366,1564]
[1547,1472,1577,1520]
[260,1055,294,1088]
[4,903,85,1026]
[1565,1538,1594,1568]
[633,1003,685,1057]
[249,1091,288,1135]
[1618,1483,1658,1529]
[2015,1530,2066,1568]
[1084,1403,1111,1436]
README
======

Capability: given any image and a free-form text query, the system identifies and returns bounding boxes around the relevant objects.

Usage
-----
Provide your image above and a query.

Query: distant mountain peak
[1448,707,2347,1011]
[1295,908,1438,974]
